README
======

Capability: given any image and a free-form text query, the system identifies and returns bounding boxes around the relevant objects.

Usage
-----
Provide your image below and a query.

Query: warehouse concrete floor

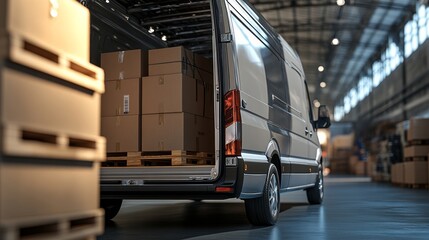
[97,176,429,240]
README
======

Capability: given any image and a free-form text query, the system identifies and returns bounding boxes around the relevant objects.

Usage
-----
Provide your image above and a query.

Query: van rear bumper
[100,162,244,200]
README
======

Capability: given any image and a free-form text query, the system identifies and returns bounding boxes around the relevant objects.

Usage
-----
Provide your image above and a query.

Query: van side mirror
[316,105,331,129]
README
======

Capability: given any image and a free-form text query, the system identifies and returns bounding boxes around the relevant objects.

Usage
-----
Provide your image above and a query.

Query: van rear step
[104,150,215,167]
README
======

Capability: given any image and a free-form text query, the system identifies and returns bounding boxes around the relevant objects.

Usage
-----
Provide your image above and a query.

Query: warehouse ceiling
[249,0,417,109]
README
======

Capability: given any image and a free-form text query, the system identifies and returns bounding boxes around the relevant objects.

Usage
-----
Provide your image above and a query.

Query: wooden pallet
[105,150,215,166]
[1,123,106,162]
[404,156,428,162]
[3,32,104,93]
[0,209,103,240]
[407,139,429,146]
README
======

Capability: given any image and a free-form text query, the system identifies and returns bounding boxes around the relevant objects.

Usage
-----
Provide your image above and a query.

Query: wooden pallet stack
[0,0,105,239]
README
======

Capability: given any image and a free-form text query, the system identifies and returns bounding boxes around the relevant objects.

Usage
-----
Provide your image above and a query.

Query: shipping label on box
[149,46,194,65]
[142,74,204,116]
[101,115,140,152]
[101,78,141,117]
[142,113,198,152]
[101,49,148,80]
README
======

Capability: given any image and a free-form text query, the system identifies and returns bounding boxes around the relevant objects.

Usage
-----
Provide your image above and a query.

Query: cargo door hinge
[220,33,232,43]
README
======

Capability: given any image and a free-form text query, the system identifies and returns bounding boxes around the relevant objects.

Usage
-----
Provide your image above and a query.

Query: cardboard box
[101,115,140,152]
[142,113,199,151]
[101,49,148,80]
[404,161,428,184]
[194,53,213,73]
[332,133,354,150]
[0,67,100,136]
[354,161,366,176]
[149,46,194,65]
[142,74,204,115]
[148,62,194,77]
[1,0,90,61]
[404,145,429,158]
[408,118,429,141]
[102,78,141,117]
[196,116,215,153]
[0,157,99,222]
[391,163,404,184]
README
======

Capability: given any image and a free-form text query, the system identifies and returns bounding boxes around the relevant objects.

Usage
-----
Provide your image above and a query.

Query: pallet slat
[105,150,215,166]
[1,124,106,162]
[0,209,103,240]
[3,32,104,93]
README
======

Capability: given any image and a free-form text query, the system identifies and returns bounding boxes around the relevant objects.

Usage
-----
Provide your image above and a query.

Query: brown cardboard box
[391,163,404,184]
[196,116,215,153]
[102,78,141,117]
[142,113,199,151]
[332,133,354,149]
[149,46,194,65]
[1,0,90,61]
[404,145,429,158]
[142,74,204,116]
[101,49,148,80]
[354,161,366,176]
[367,155,377,177]
[404,161,428,184]
[0,67,100,136]
[194,53,213,73]
[101,115,140,152]
[0,157,101,224]
[148,62,194,77]
[408,118,429,141]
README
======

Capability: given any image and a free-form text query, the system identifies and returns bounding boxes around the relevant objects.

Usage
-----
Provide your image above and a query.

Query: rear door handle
[305,127,309,136]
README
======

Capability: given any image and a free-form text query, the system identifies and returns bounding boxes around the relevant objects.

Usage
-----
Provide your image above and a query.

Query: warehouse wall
[343,39,429,131]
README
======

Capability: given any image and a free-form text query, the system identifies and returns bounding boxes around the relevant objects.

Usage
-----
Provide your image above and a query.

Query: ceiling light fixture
[148,26,155,34]
[318,66,324,72]
[336,0,345,6]
[313,99,321,108]
[331,38,340,45]
[320,82,327,88]
[161,35,167,41]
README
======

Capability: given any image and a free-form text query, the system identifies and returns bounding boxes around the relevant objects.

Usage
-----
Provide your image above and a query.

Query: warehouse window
[404,21,413,57]
[334,106,344,121]
[372,61,383,87]
[349,88,358,108]
[418,5,427,44]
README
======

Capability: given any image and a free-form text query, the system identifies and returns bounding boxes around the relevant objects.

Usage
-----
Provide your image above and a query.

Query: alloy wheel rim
[268,174,279,217]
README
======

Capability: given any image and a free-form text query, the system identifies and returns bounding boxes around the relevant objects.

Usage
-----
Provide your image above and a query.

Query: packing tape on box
[158,114,164,125]
[115,116,121,126]
[158,141,164,150]
[115,80,121,90]
[158,103,164,113]
[119,71,124,80]
[116,142,121,151]
[118,51,125,63]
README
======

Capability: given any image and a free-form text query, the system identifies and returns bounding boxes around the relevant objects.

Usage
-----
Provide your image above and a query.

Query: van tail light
[224,89,242,156]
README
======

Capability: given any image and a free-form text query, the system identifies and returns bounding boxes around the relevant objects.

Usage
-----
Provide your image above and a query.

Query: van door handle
[309,131,313,137]
[305,127,309,136]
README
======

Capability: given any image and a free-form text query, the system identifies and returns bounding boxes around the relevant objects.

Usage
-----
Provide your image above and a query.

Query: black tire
[101,199,123,220]
[245,164,280,226]
[306,164,324,204]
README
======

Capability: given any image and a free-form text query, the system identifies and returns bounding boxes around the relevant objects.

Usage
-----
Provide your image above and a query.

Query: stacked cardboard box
[101,46,214,154]
[0,1,104,239]
[101,49,148,152]
[402,118,429,186]
[142,46,214,152]
[329,134,354,174]
[391,163,405,184]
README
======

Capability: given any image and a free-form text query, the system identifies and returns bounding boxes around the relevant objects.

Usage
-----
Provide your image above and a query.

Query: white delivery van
[88,0,331,225]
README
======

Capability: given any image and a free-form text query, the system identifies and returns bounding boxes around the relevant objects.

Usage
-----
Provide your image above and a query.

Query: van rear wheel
[101,199,123,220]
[245,164,280,226]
